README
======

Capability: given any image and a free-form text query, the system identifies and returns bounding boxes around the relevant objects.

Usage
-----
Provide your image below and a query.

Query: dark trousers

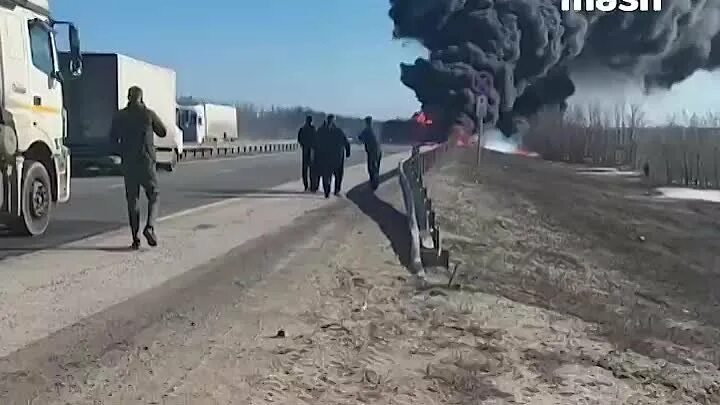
[301,147,312,190]
[123,170,159,240]
[310,163,320,192]
[321,164,344,197]
[366,151,382,190]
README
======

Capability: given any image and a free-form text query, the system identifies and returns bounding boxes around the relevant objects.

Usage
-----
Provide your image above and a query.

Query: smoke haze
[389,0,720,135]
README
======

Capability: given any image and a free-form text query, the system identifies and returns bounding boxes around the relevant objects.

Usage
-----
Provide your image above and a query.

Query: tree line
[178,96,383,141]
[523,103,720,189]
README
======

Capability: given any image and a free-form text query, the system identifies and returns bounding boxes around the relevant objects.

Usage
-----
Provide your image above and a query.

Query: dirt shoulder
[24,153,714,404]
[428,149,720,404]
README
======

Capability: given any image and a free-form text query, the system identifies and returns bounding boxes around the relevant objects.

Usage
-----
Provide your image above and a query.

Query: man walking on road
[358,115,382,191]
[110,86,168,250]
[297,115,316,191]
[314,114,350,198]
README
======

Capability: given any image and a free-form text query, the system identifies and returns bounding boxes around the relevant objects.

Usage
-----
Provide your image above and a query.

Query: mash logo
[561,0,661,12]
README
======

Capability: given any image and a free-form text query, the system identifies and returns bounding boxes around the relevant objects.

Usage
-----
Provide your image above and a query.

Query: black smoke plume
[389,0,720,137]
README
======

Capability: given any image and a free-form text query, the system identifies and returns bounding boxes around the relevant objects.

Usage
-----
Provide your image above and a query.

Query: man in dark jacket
[358,115,382,190]
[110,86,167,250]
[297,115,316,191]
[314,115,350,198]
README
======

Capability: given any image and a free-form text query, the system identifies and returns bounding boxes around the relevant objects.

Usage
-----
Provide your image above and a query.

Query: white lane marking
[108,184,124,189]
[159,151,408,223]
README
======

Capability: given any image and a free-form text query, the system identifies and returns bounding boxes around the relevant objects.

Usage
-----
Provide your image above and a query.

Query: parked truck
[0,0,83,236]
[177,102,238,144]
[60,52,183,173]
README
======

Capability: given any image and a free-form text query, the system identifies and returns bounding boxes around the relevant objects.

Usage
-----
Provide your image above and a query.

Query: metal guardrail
[179,141,299,161]
[398,143,450,277]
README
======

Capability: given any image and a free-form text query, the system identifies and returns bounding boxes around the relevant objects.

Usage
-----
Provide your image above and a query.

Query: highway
[0,145,404,260]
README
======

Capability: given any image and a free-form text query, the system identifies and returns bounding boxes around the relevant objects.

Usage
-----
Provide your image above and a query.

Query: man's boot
[143,227,158,247]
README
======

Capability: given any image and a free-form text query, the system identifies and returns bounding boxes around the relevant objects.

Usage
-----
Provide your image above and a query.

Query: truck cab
[0,0,82,236]
[177,104,206,144]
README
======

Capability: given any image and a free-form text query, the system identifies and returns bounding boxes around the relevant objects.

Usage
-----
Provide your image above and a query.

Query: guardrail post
[475,95,488,167]
[412,149,424,185]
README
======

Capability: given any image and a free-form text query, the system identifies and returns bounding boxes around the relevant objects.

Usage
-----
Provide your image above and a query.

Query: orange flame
[413,111,433,126]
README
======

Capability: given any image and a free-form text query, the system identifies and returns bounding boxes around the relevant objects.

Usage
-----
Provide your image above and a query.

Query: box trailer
[177,103,238,144]
[60,52,181,172]
[204,103,238,142]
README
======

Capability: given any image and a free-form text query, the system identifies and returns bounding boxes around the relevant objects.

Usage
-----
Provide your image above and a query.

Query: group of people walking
[109,85,384,250]
[298,114,382,198]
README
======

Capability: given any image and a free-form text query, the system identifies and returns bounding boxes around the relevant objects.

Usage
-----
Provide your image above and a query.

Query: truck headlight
[0,125,18,158]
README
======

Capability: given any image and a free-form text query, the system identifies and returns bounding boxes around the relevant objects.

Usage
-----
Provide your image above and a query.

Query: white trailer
[0,0,83,236]
[177,103,237,144]
[60,52,181,171]
[204,103,238,142]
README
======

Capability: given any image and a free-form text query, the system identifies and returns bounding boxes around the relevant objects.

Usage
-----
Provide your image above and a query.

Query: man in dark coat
[358,115,382,190]
[297,115,316,191]
[314,114,350,198]
[110,86,167,250]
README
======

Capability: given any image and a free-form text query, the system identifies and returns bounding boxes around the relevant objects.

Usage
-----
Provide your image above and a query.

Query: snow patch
[482,129,522,154]
[577,168,641,176]
[656,187,720,203]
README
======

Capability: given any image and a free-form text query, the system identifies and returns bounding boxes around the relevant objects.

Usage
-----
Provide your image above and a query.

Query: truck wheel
[168,151,178,172]
[12,160,52,236]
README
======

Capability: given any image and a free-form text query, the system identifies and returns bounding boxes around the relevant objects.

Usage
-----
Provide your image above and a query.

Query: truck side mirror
[51,69,64,82]
[68,24,82,77]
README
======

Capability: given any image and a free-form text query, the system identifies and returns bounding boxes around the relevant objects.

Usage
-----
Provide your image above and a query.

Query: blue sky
[53,1,719,124]
[53,0,425,120]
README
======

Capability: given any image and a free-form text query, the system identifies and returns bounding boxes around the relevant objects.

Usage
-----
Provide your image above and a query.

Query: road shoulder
[25,156,719,404]
[0,152,407,359]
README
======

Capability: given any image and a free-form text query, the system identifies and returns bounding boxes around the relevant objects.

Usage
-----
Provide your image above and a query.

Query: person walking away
[110,86,168,250]
[358,115,382,190]
[297,115,316,191]
[309,119,326,193]
[314,115,350,198]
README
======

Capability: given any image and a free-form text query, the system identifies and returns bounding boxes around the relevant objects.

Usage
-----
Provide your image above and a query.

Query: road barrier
[398,143,451,277]
[179,140,298,161]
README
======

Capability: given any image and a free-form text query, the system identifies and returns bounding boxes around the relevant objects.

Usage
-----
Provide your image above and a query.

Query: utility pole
[475,95,487,167]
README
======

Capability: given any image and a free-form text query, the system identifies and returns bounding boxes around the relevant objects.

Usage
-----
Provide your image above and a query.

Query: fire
[413,111,433,126]
[451,126,472,147]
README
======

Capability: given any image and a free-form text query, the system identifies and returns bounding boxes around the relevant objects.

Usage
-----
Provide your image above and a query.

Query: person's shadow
[346,168,412,268]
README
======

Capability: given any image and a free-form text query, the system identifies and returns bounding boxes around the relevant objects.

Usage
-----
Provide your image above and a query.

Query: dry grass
[199,172,718,404]
[425,151,720,403]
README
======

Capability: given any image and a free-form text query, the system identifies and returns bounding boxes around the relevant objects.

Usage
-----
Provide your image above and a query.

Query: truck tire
[168,150,178,172]
[11,160,52,236]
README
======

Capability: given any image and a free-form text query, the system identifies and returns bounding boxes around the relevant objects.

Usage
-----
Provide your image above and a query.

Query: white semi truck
[177,103,238,144]
[61,52,183,172]
[0,0,82,236]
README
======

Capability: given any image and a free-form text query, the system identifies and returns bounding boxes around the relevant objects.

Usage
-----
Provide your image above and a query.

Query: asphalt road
[0,145,407,260]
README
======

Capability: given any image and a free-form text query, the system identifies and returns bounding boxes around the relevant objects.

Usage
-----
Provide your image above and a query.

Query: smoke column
[389,0,720,137]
